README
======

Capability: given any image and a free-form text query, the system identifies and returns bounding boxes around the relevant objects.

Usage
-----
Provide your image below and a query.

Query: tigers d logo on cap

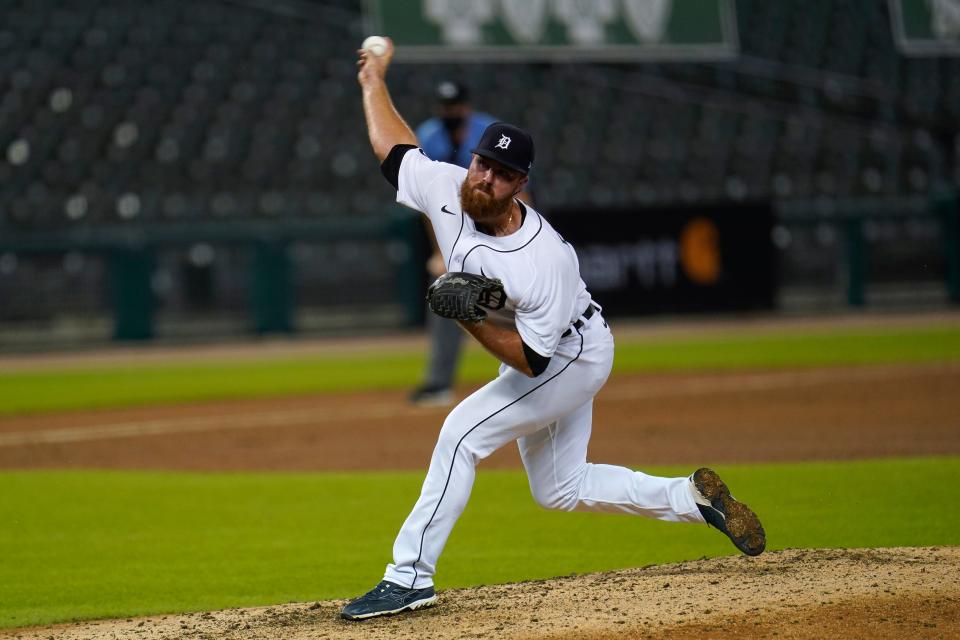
[471,122,534,175]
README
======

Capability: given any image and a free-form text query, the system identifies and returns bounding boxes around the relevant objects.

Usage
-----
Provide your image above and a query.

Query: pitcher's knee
[530,485,579,512]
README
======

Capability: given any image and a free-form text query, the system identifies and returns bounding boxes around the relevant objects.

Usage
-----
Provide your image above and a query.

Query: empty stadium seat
[0,0,955,232]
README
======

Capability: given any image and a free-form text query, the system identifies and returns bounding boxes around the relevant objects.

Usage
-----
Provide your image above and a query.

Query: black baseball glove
[426,272,506,323]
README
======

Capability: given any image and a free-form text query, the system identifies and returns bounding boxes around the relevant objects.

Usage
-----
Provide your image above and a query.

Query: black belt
[562,303,598,338]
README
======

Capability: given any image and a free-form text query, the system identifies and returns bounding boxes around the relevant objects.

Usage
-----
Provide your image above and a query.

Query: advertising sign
[548,203,775,315]
[363,0,738,61]
[890,0,960,55]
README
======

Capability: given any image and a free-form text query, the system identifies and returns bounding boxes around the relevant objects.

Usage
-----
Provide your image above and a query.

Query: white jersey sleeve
[396,147,464,219]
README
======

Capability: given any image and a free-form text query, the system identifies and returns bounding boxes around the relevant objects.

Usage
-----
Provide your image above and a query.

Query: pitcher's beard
[460,180,513,224]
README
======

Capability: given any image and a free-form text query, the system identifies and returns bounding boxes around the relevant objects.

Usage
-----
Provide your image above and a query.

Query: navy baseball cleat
[340,580,437,621]
[690,468,766,556]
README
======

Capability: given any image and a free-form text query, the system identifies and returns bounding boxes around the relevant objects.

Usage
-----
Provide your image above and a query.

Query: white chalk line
[0,405,410,447]
[0,363,956,448]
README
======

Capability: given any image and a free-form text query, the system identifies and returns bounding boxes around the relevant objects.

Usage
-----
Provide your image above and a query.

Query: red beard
[459,179,513,223]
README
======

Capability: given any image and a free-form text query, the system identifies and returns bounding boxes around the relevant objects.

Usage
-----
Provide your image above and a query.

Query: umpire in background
[410,81,532,406]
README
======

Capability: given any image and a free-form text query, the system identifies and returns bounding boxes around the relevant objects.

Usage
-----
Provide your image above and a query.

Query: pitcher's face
[460,155,526,223]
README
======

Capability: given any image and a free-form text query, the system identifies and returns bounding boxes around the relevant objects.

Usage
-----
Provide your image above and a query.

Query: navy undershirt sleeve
[522,340,551,377]
[380,144,419,190]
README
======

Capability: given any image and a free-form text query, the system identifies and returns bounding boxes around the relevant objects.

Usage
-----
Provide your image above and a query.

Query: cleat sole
[340,594,437,621]
[693,468,766,556]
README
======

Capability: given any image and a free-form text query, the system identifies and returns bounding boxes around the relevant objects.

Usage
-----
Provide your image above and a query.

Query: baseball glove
[426,271,506,323]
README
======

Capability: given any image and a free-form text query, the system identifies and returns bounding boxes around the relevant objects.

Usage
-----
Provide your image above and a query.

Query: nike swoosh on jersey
[441,205,457,215]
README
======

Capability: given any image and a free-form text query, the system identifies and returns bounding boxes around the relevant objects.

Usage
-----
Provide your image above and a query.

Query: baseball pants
[384,313,705,589]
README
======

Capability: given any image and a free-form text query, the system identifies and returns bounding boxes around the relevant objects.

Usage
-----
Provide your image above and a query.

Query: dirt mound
[6,547,957,640]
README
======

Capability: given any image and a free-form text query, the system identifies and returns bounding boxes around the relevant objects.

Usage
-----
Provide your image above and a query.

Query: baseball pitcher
[342,36,766,621]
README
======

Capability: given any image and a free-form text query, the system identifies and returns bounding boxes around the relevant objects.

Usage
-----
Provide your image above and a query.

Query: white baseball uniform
[383,148,705,589]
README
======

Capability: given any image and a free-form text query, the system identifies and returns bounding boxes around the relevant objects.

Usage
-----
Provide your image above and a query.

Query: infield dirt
[1,362,957,470]
[2,315,958,639]
[3,547,957,639]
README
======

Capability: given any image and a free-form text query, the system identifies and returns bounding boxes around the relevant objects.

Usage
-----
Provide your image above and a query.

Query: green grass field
[2,319,958,629]
[2,458,958,629]
[2,323,958,416]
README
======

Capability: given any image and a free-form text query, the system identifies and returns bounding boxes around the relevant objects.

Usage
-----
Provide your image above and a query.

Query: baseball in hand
[361,35,389,57]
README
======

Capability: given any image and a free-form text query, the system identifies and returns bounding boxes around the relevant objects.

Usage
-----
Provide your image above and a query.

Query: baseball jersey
[395,147,592,358]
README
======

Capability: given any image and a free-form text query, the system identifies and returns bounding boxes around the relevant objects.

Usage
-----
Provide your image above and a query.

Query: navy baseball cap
[470,122,535,175]
[435,80,469,105]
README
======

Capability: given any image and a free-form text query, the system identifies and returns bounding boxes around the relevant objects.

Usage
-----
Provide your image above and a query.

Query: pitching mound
[7,547,957,640]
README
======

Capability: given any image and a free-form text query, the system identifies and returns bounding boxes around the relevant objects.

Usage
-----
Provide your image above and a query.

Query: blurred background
[0,0,957,351]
